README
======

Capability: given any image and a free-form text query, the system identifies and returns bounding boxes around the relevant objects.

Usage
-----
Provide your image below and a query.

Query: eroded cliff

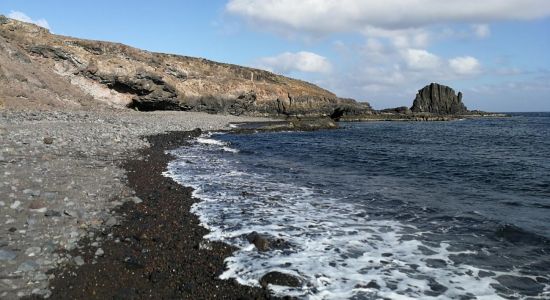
[0,16,372,117]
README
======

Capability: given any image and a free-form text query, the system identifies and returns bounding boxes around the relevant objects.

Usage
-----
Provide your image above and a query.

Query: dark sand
[30,130,274,299]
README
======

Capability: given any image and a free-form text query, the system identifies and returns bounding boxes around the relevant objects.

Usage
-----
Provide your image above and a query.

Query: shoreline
[36,130,273,299]
[0,109,272,299]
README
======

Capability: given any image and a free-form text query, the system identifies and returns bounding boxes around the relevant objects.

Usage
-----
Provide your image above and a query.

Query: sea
[165,113,550,300]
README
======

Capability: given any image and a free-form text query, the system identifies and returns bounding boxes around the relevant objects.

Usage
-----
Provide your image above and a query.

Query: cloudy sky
[1,0,549,111]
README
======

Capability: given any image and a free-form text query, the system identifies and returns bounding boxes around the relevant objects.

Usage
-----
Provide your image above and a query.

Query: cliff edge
[0,16,372,117]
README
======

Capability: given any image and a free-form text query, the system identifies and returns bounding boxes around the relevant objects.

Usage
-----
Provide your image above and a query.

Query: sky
[1,0,549,112]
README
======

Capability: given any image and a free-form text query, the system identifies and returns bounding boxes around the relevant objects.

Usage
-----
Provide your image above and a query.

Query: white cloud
[449,56,482,75]
[227,0,550,34]
[402,49,442,70]
[257,51,332,74]
[7,11,50,30]
[472,24,491,38]
[361,27,431,49]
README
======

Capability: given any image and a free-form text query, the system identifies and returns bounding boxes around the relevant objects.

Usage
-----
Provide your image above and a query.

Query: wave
[163,134,550,299]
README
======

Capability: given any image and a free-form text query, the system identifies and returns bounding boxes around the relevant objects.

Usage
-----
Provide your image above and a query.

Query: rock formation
[0,16,372,117]
[410,83,468,115]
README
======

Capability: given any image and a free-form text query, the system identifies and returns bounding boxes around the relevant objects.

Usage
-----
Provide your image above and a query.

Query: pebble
[29,199,47,210]
[0,249,17,261]
[105,217,118,227]
[95,248,105,256]
[73,256,85,266]
[131,196,143,204]
[17,260,40,272]
[32,288,52,298]
[0,109,267,298]
[25,247,42,257]
[10,200,21,209]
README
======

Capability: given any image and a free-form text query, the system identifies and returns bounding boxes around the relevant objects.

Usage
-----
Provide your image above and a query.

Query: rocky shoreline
[29,130,274,299]
[0,109,270,299]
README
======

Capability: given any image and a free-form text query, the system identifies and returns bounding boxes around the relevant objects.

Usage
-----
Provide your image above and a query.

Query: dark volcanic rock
[411,83,468,115]
[247,232,270,252]
[260,271,302,288]
[380,106,412,114]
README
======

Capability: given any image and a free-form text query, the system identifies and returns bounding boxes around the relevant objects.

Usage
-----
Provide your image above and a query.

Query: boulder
[411,83,468,115]
[259,271,302,288]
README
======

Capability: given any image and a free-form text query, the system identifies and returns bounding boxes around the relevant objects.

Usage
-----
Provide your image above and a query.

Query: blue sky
[1,0,549,111]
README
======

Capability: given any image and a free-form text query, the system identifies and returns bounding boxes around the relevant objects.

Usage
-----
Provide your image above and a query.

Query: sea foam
[164,134,549,300]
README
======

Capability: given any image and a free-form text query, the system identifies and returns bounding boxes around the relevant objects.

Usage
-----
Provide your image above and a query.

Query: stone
[43,137,54,144]
[95,248,104,256]
[32,288,52,298]
[10,200,21,209]
[410,83,468,115]
[366,280,381,289]
[29,199,47,210]
[259,271,302,288]
[73,256,85,266]
[43,192,57,200]
[130,196,143,204]
[45,210,62,217]
[17,260,39,272]
[0,249,17,261]
[33,272,48,281]
[104,216,118,227]
[247,232,270,252]
[25,246,41,257]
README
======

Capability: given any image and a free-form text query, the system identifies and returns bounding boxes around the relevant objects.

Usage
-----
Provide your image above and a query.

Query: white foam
[222,146,239,153]
[196,137,227,146]
[163,136,548,300]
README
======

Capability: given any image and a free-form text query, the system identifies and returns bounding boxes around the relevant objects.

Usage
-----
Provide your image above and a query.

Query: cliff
[0,16,372,117]
[410,83,468,115]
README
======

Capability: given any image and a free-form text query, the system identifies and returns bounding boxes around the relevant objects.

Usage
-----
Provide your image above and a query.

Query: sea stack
[410,83,468,115]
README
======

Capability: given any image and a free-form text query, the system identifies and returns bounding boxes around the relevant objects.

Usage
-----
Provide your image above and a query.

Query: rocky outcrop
[380,106,412,115]
[410,83,468,115]
[0,16,373,117]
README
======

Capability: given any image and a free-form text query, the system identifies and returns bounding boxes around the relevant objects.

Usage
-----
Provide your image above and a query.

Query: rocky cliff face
[410,83,468,115]
[0,16,372,117]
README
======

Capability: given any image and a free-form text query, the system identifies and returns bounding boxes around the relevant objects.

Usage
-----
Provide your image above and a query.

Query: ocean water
[165,113,550,299]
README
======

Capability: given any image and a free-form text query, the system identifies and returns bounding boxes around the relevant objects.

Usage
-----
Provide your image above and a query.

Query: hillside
[0,16,372,116]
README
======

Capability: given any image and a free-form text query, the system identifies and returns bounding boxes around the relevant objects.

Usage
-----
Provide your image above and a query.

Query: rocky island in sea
[1,13,546,300]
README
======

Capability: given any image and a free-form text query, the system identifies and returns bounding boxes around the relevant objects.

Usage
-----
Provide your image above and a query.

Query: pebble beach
[0,109,269,299]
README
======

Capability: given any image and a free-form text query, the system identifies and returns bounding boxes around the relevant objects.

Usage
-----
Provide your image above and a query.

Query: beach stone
[10,200,21,209]
[73,256,85,266]
[33,272,48,281]
[43,137,54,144]
[95,248,104,256]
[130,196,143,204]
[0,249,17,261]
[366,280,381,289]
[17,260,40,272]
[32,288,52,298]
[247,231,270,251]
[43,192,57,200]
[44,210,61,217]
[29,199,47,210]
[25,246,41,257]
[260,271,302,288]
[104,216,118,227]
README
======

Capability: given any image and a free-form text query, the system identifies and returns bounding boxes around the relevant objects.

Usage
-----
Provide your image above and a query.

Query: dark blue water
[167,113,550,299]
